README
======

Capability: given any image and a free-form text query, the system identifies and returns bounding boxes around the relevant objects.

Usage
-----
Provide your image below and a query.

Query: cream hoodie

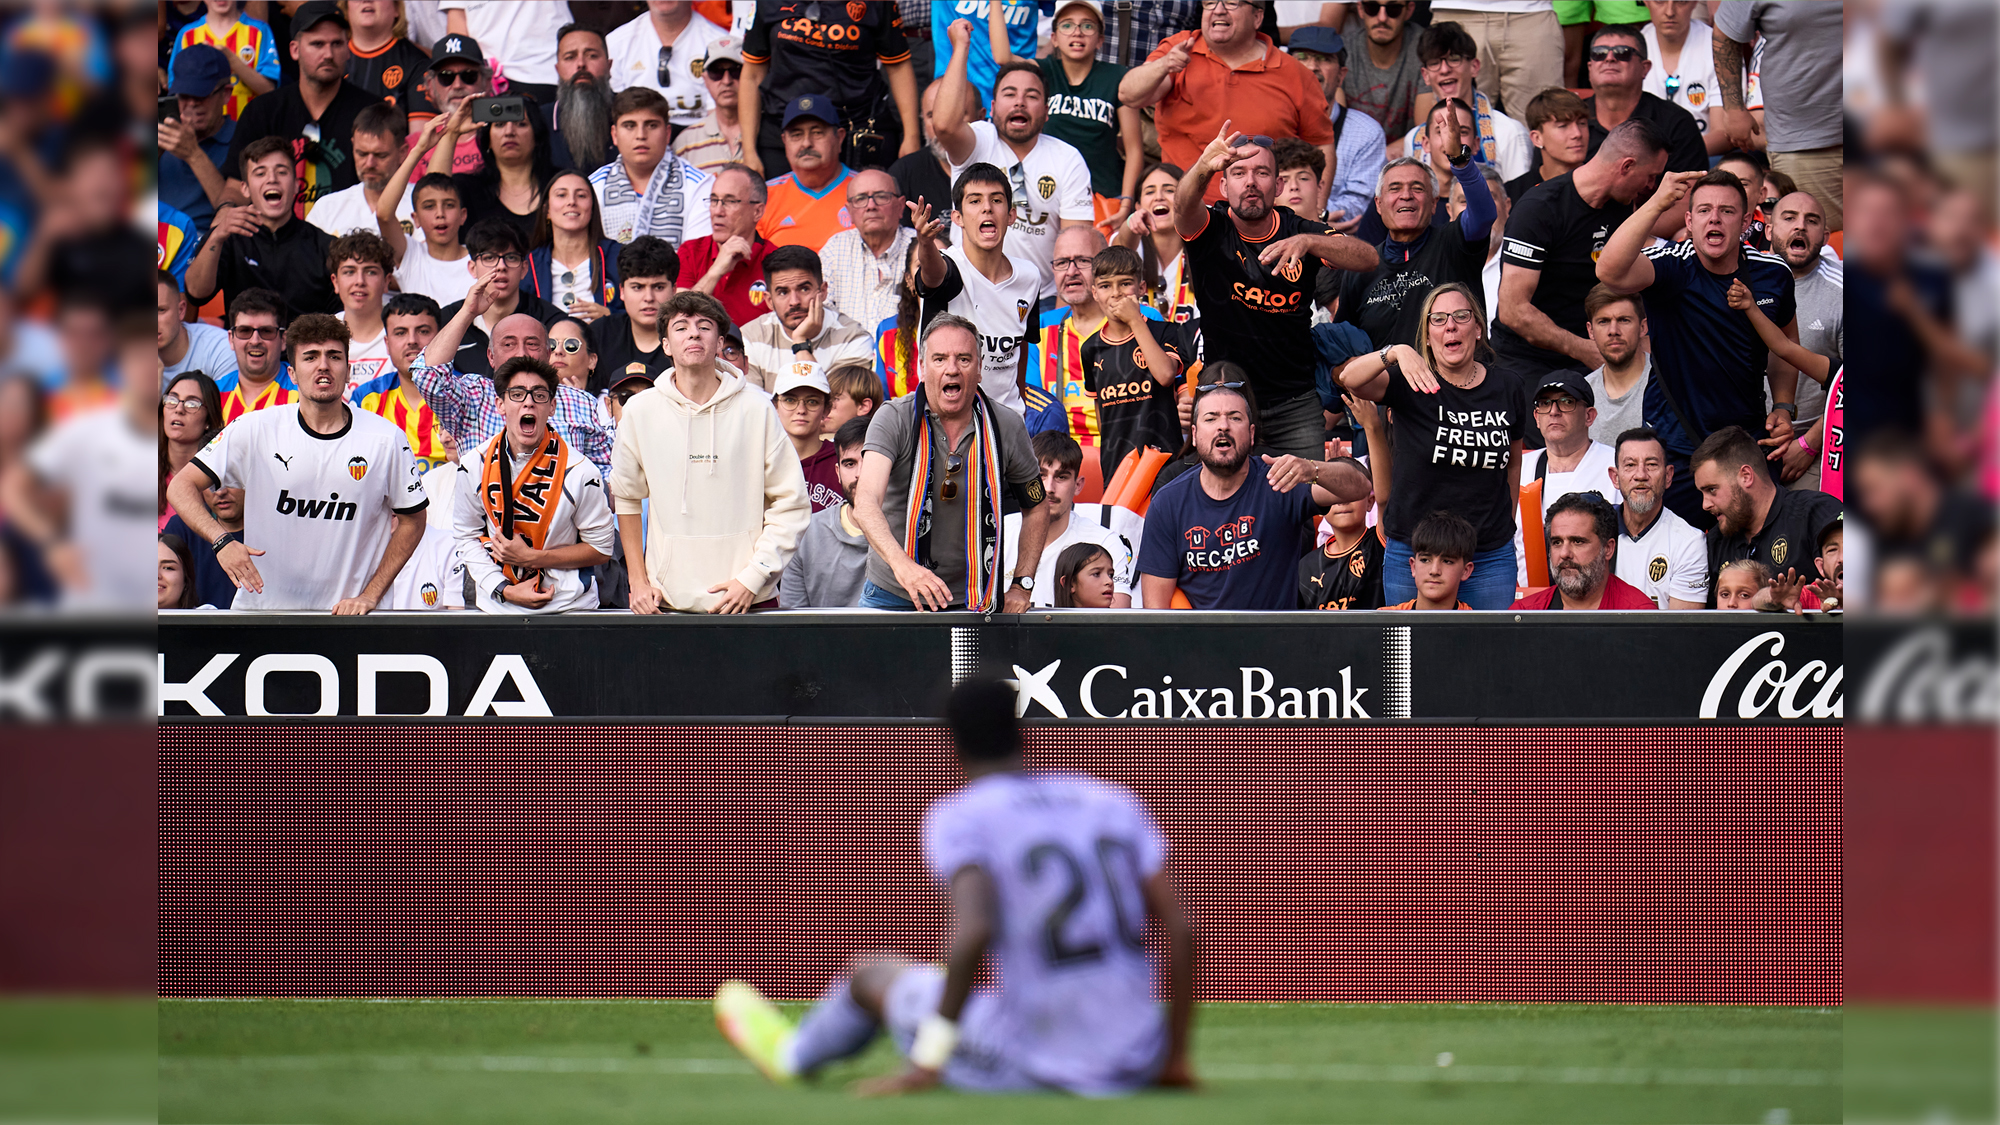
[608,366,810,612]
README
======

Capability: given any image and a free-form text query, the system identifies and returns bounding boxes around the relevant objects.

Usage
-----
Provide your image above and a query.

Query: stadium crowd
[91,1,1987,615]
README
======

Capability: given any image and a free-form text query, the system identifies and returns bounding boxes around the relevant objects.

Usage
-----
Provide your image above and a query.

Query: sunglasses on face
[612,384,649,404]
[1588,44,1641,63]
[1359,2,1406,17]
[1534,396,1583,414]
[434,67,481,87]
[706,62,742,80]
[232,325,282,340]
[549,336,585,354]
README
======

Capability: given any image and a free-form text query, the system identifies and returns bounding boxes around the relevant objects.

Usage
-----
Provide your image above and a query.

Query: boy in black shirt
[1298,456,1387,610]
[587,236,679,393]
[1081,246,1187,484]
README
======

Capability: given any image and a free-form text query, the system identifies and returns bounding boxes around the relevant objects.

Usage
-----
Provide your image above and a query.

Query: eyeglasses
[711,195,756,209]
[1052,255,1093,272]
[503,387,554,404]
[231,325,282,340]
[940,452,963,501]
[1358,2,1406,16]
[1201,0,1257,9]
[1588,44,1641,63]
[434,67,481,87]
[848,190,899,206]
[1426,309,1477,326]
[161,393,205,412]
[1427,53,1470,68]
[1056,18,1100,32]
[549,336,585,354]
[475,252,526,267]
[657,45,674,87]
[1534,396,1583,414]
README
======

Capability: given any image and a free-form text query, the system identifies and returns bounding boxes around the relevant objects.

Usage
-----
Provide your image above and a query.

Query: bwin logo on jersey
[276,489,359,521]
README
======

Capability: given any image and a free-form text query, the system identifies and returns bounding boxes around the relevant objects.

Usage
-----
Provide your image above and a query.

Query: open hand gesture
[907,197,949,243]
[1198,120,1259,176]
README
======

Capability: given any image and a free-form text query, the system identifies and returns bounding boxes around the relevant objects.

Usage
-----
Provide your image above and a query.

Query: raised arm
[1596,170,1703,293]
[1175,122,1256,239]
[987,0,1020,64]
[1337,342,1434,403]
[1498,265,1602,369]
[1262,453,1373,507]
[1346,391,1392,512]
[738,61,767,176]
[1449,148,1496,242]
[1119,33,1191,109]
[907,197,950,288]
[378,113,456,260]
[932,19,980,167]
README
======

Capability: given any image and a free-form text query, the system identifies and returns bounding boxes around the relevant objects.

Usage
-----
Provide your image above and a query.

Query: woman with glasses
[545,317,598,395]
[527,170,624,323]
[159,372,224,529]
[1338,281,1528,609]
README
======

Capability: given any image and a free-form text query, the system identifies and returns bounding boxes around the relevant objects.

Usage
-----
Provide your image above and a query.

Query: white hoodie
[608,366,810,612]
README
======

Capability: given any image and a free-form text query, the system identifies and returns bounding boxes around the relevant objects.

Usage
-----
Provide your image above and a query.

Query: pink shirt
[1820,366,1843,502]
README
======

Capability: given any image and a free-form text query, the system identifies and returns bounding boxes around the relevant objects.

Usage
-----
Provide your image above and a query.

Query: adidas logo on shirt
[1809,318,1824,330]
[276,489,360,521]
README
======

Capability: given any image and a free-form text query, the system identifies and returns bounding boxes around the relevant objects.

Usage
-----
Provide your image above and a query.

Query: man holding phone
[160,44,238,241]
[410,34,495,175]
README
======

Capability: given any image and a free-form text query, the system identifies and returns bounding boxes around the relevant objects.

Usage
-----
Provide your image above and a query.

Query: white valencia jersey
[923,770,1167,1094]
[1614,502,1709,609]
[193,404,428,610]
[943,244,1040,420]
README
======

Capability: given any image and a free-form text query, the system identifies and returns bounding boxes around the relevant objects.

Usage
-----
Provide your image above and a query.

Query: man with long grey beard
[548,24,613,173]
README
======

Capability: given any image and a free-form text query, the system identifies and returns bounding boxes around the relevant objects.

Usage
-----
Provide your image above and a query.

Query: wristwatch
[790,340,814,354]
[211,529,244,555]
[492,581,510,603]
[1447,143,1473,168]
[1771,401,1796,415]
[1011,575,1035,591]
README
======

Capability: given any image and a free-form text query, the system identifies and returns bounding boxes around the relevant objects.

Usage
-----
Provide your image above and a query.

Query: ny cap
[429,33,486,71]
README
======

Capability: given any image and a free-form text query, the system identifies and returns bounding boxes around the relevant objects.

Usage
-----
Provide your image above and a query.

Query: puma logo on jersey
[273,453,294,470]
[276,489,359,521]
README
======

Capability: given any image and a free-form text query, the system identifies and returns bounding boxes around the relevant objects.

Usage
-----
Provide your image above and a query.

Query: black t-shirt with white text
[1336,222,1490,350]
[1381,363,1530,552]
[1493,172,1632,376]
[1082,320,1190,483]
[1181,202,1334,403]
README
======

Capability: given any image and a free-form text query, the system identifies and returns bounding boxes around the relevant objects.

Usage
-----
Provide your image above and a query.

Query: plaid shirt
[1095,1,1201,68]
[819,225,914,333]
[410,361,615,478]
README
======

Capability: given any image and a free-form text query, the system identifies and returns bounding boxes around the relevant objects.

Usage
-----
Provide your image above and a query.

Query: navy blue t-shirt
[1639,243,1796,458]
[1137,456,1316,610]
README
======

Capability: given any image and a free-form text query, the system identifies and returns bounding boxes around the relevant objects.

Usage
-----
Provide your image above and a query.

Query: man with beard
[166,314,428,613]
[1173,124,1375,459]
[307,103,415,236]
[1509,492,1655,610]
[1138,382,1369,610]
[1693,425,1841,608]
[226,2,380,217]
[1763,191,1841,491]
[674,40,748,174]
[548,24,614,174]
[1597,167,1799,526]
[936,19,1095,295]
[1607,426,1705,609]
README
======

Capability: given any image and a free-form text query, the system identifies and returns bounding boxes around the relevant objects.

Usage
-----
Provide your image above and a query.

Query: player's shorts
[1553,1,1649,25]
[881,965,1039,1093]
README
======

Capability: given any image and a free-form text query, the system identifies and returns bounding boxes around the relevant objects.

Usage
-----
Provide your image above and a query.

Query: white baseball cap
[1053,0,1105,24]
[771,359,830,398]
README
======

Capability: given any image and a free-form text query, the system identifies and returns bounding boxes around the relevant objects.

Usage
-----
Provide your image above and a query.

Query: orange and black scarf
[904,386,1005,612]
[479,430,569,588]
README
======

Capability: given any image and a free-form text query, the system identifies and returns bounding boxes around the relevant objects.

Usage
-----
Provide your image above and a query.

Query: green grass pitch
[158,998,1844,1124]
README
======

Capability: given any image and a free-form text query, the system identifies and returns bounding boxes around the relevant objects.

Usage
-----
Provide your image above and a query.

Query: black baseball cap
[430,33,487,71]
[291,0,349,37]
[1535,371,1593,408]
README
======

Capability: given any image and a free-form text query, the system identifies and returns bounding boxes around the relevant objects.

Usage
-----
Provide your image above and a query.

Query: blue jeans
[859,580,915,610]
[1382,538,1519,610]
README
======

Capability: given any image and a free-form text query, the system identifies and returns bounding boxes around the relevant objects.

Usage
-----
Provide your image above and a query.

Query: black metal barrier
[133,610,1850,722]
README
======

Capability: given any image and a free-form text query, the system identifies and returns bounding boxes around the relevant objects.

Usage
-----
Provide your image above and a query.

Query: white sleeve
[1669,529,1709,603]
[24,416,88,488]
[451,461,505,598]
[570,463,619,556]
[1058,145,1093,220]
[188,420,243,491]
[389,435,429,514]
[681,166,713,242]
[1494,115,1531,181]
[1104,522,1138,599]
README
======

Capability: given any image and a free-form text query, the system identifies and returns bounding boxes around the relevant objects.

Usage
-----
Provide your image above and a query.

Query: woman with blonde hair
[1337,280,1527,609]
[342,0,431,114]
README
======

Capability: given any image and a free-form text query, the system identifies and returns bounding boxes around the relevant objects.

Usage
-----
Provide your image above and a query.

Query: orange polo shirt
[1147,30,1337,204]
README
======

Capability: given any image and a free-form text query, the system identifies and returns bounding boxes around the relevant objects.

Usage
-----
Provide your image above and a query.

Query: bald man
[821,168,916,331]
[412,268,615,474]
[1036,224,1123,449]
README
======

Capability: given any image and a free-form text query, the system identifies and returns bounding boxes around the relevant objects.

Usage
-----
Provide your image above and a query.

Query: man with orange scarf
[451,357,617,613]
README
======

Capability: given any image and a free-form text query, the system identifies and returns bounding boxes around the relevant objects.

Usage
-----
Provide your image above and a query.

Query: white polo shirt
[1614,502,1708,608]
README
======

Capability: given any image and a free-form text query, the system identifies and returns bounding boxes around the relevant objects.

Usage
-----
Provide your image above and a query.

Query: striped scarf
[1039,315,1100,444]
[903,386,1005,612]
[479,430,569,588]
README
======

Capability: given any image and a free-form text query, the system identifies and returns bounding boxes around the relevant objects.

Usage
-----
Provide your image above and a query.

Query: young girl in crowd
[527,170,623,322]
[1713,559,1771,610]
[1112,162,1196,324]
[1052,542,1117,609]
